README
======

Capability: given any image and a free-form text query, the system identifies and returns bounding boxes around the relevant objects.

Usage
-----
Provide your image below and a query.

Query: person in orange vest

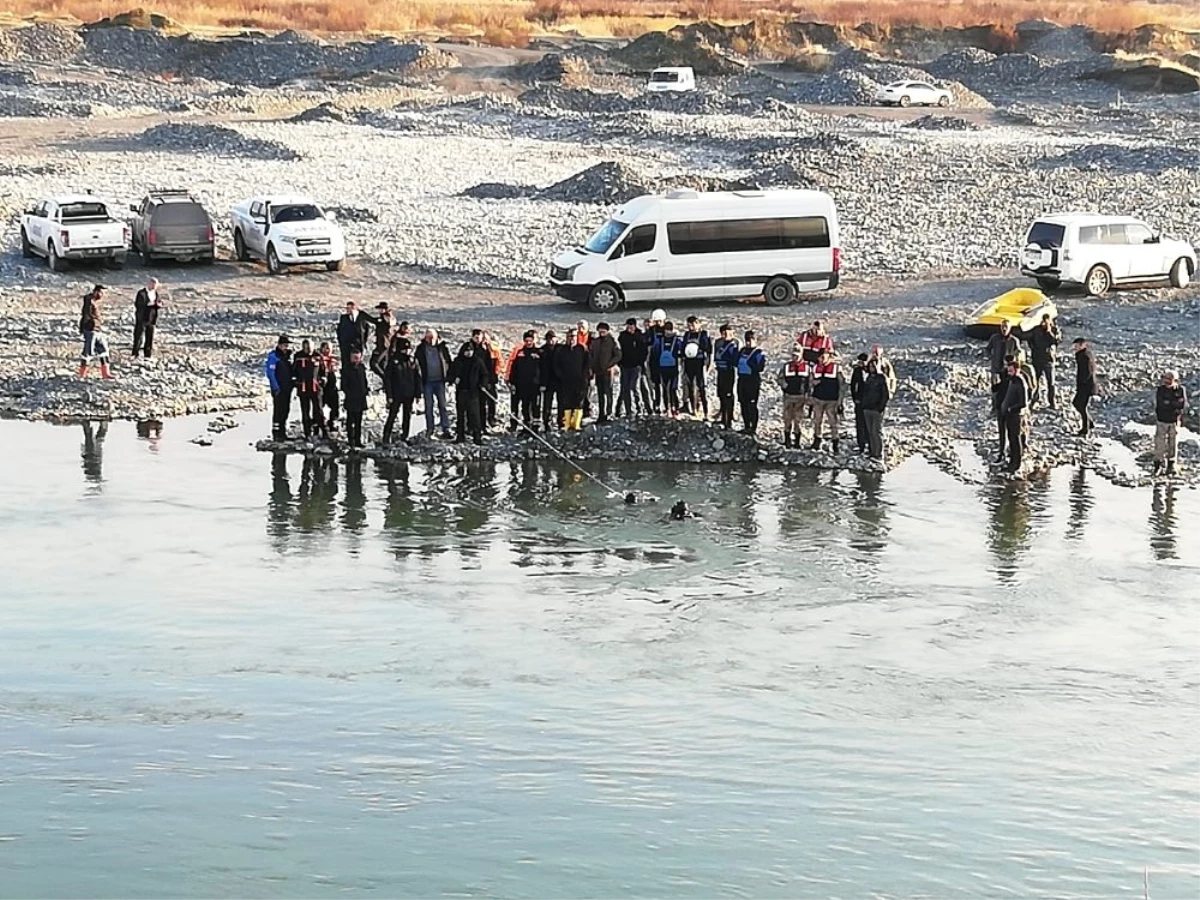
[798,320,834,363]
[809,347,842,452]
[775,346,812,448]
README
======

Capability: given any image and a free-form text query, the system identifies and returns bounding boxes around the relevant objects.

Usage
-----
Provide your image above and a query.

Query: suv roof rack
[148,188,195,198]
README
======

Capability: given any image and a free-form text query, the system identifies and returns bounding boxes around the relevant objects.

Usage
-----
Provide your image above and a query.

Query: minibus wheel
[763,276,797,306]
[588,283,622,313]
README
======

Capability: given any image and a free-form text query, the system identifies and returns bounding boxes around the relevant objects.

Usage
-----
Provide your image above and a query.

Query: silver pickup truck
[20,194,129,272]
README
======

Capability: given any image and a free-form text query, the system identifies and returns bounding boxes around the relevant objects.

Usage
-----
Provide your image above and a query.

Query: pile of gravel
[0,23,82,63]
[538,161,752,204]
[784,70,879,105]
[135,122,301,160]
[1039,142,1200,175]
[521,53,594,87]
[903,114,980,131]
[460,182,538,200]
[924,48,999,81]
[0,92,94,118]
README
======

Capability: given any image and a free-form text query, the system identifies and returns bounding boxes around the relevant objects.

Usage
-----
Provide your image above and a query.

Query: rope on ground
[481,387,628,498]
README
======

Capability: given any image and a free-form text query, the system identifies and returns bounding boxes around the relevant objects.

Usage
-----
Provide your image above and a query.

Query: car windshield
[60,202,108,219]
[651,71,680,82]
[1027,222,1066,247]
[584,218,629,254]
[271,204,323,223]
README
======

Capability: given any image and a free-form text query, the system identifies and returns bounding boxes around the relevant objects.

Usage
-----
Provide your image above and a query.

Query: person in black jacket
[369,302,395,393]
[336,301,375,370]
[1072,337,1097,436]
[132,277,164,358]
[540,330,560,431]
[292,338,325,439]
[680,315,712,418]
[1153,370,1187,477]
[616,318,647,418]
[382,336,422,444]
[451,342,489,444]
[859,359,891,462]
[342,349,370,448]
[554,329,591,431]
[508,331,542,431]
[316,341,339,433]
[589,322,622,424]
[849,352,869,453]
[999,359,1029,473]
[1024,313,1061,408]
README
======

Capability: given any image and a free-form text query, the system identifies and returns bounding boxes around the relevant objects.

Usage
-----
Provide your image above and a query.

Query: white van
[646,66,696,92]
[549,189,841,313]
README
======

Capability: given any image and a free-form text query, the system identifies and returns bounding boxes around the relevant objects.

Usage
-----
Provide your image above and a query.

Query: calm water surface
[1,415,1197,899]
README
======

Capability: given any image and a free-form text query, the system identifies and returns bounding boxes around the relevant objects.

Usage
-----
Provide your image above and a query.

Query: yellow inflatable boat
[964,287,1058,339]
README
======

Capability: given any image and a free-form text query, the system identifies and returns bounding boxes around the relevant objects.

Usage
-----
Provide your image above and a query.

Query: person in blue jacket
[651,320,684,416]
[713,323,741,430]
[265,334,293,440]
[736,330,767,436]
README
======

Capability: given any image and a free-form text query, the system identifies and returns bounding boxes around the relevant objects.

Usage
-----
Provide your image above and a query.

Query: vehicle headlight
[277,235,296,244]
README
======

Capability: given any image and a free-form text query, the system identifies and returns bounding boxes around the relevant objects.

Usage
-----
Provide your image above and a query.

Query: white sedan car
[874,80,952,108]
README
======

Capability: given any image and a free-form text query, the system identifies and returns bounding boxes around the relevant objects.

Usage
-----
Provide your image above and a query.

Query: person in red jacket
[798,320,834,363]
[292,338,326,439]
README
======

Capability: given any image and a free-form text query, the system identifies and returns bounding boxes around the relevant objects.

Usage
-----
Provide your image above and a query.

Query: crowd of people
[262,306,901,461]
[69,283,1189,477]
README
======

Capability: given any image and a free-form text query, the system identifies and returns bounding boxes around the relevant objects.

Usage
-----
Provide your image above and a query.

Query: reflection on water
[135,418,164,448]
[79,420,107,487]
[1067,466,1092,542]
[1150,483,1179,561]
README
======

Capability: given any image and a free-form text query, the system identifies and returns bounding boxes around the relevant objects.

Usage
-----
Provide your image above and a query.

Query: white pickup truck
[20,195,130,272]
[230,195,346,275]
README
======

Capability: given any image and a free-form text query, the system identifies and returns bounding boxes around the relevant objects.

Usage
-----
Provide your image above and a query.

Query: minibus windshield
[584,218,628,254]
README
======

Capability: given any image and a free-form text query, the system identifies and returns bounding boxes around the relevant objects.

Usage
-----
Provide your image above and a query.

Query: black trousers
[1033,360,1055,407]
[457,389,482,442]
[272,389,292,437]
[854,405,867,451]
[298,392,323,437]
[515,388,539,428]
[322,382,339,427]
[370,349,389,397]
[648,364,662,412]
[717,369,735,428]
[346,408,364,447]
[541,386,559,429]
[683,364,707,415]
[1073,391,1092,433]
[132,319,155,357]
[595,370,614,420]
[482,383,498,428]
[383,398,413,443]
[661,369,680,413]
[737,378,760,434]
[1004,412,1024,471]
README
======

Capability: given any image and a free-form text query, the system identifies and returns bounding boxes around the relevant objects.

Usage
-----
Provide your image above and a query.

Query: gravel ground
[0,22,1197,487]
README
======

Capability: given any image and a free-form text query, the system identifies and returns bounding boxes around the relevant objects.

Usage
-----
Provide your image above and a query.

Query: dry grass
[6,0,1199,37]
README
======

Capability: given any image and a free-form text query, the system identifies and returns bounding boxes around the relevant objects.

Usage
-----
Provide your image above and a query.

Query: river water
[1,415,1197,899]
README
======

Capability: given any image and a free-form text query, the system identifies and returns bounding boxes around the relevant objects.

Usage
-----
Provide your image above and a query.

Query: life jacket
[782,360,810,395]
[811,361,839,400]
[657,335,679,369]
[800,331,833,363]
[715,339,740,371]
[737,348,762,377]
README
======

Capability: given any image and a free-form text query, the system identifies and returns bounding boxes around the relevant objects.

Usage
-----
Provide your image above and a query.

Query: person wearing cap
[292,338,325,439]
[809,347,842,453]
[736,330,767,435]
[799,320,833,363]
[132,277,164,359]
[681,315,712,419]
[78,285,112,380]
[849,351,870,453]
[1153,370,1187,477]
[1072,337,1097,437]
[383,335,422,444]
[417,328,454,439]
[369,302,395,393]
[713,323,740,429]
[589,321,621,424]
[507,330,543,432]
[554,329,591,431]
[776,345,811,448]
[540,330,561,431]
[616,317,648,418]
[999,357,1029,474]
[645,309,667,414]
[342,348,370,449]
[1024,313,1060,408]
[264,334,293,440]
[336,301,374,370]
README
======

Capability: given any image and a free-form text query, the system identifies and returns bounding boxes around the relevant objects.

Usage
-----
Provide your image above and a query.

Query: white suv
[1020,213,1196,296]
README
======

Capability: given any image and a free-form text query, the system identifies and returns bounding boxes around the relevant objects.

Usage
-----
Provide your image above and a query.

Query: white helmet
[684,342,700,359]
[651,308,666,323]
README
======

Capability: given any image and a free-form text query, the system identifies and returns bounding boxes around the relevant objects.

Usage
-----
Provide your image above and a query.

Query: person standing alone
[132,277,164,358]
[1153,370,1187,477]
[265,335,293,440]
[1072,337,1097,437]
